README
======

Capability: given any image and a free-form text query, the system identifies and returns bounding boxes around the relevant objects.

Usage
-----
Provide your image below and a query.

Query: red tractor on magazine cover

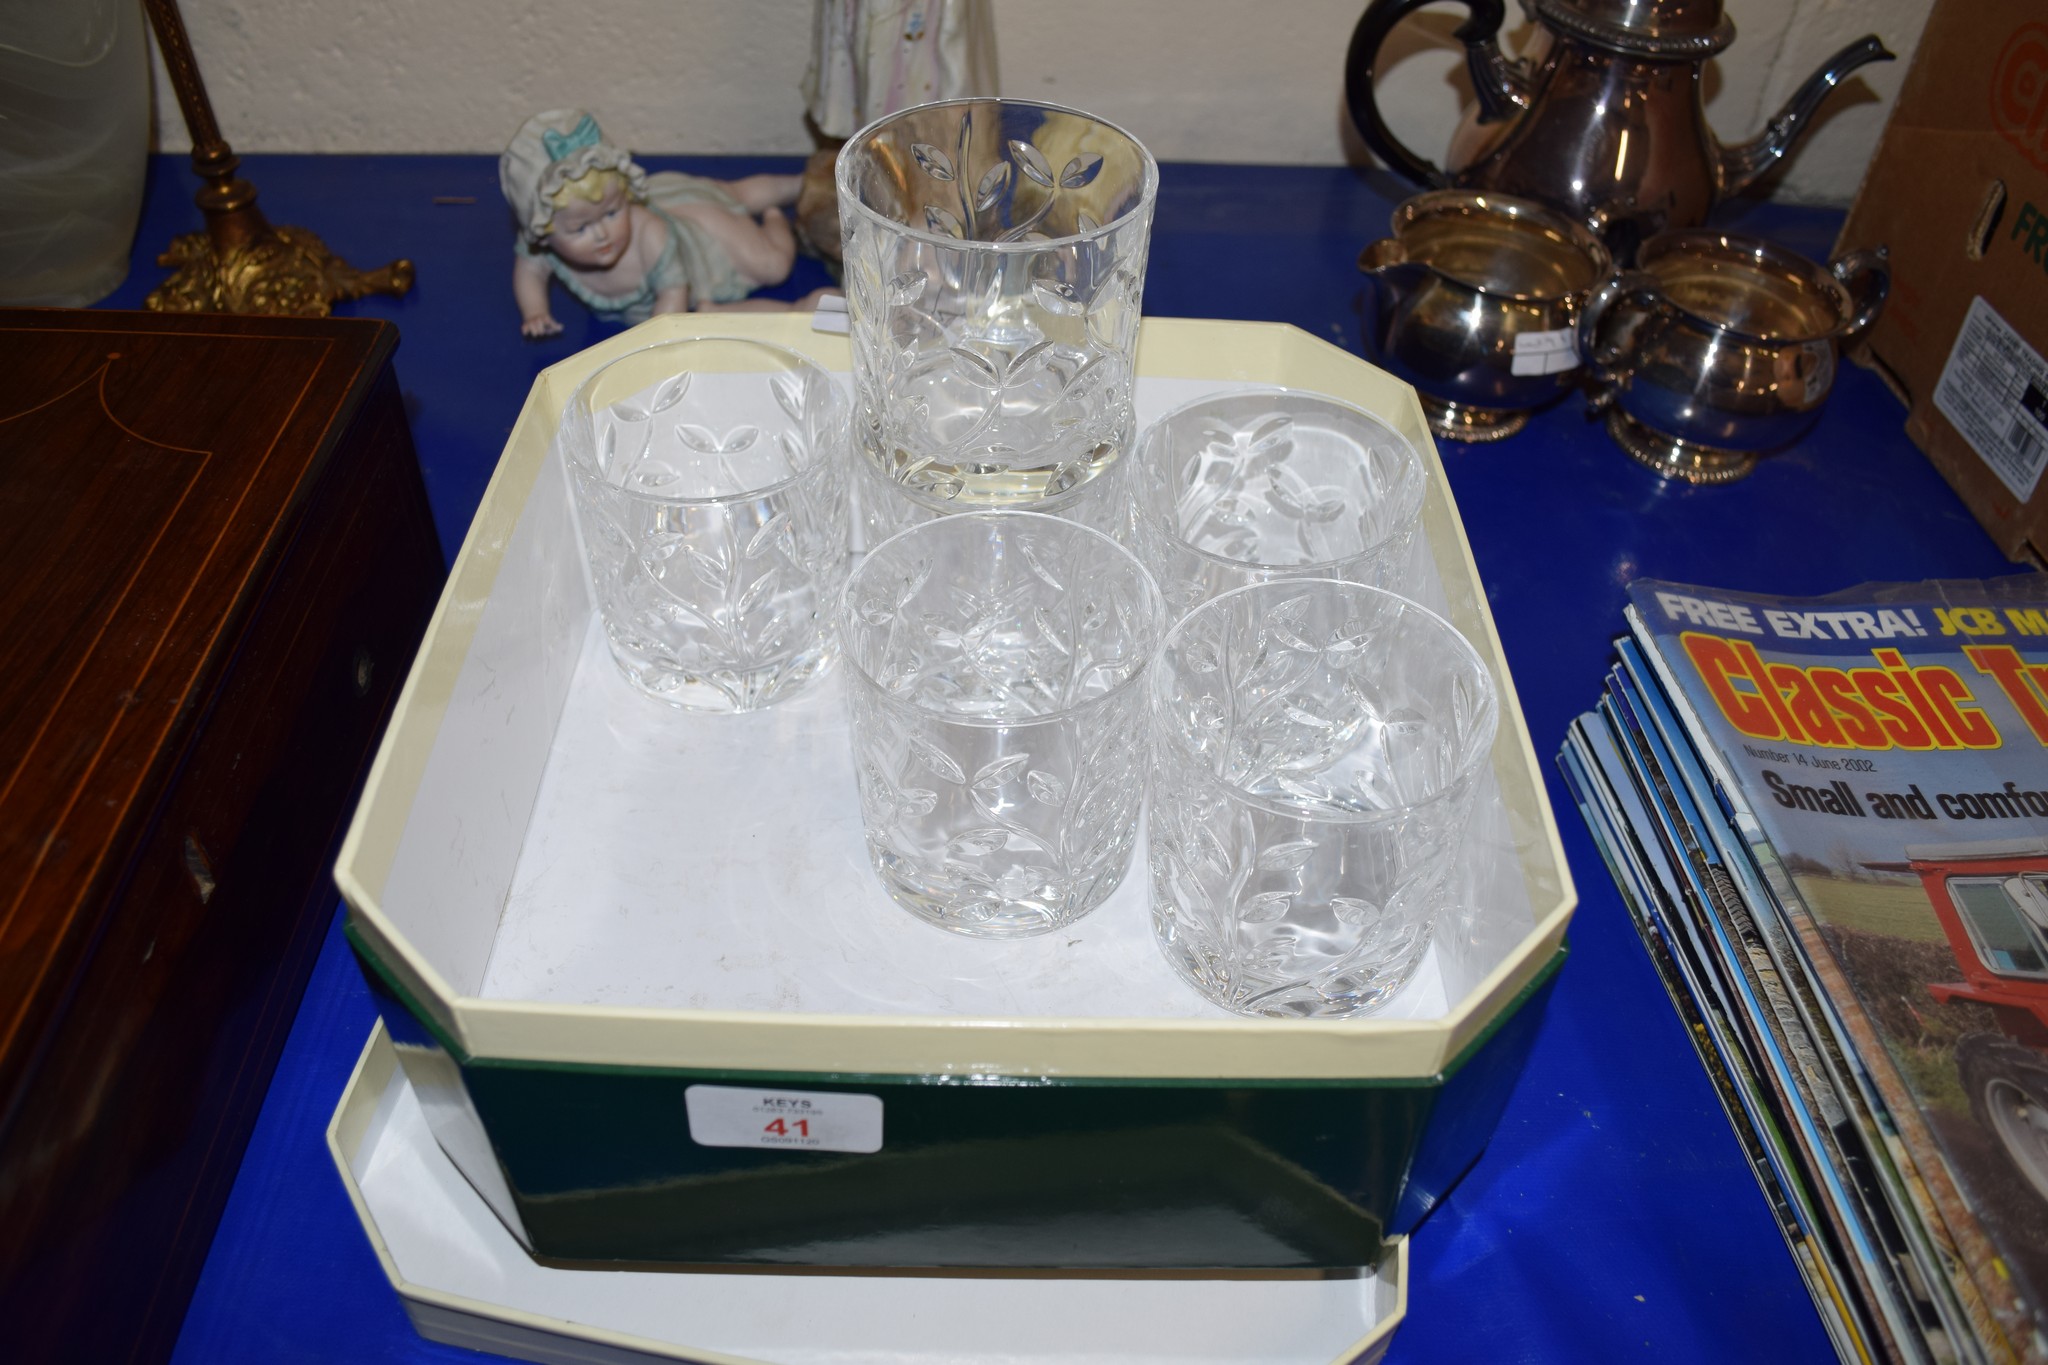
[1889,840,2048,1203]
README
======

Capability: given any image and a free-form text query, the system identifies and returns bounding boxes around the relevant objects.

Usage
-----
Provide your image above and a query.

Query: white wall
[149,0,1931,205]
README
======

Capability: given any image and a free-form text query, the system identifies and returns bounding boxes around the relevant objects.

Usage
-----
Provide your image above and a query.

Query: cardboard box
[1836,0,2048,563]
[335,313,1575,1272]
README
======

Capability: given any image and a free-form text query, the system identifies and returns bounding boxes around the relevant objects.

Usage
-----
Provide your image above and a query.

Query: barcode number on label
[684,1084,883,1154]
[1934,296,2048,501]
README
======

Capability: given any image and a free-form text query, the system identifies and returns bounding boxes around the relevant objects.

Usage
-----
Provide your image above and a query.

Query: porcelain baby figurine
[501,109,820,336]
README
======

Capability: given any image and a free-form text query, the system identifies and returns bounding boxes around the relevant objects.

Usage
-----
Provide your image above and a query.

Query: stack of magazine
[1562,576,2048,1365]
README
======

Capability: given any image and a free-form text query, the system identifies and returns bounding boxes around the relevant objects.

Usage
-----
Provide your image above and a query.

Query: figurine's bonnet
[500,109,650,247]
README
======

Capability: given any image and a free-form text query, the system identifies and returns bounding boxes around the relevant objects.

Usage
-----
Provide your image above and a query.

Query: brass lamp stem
[142,0,413,316]
[143,0,261,244]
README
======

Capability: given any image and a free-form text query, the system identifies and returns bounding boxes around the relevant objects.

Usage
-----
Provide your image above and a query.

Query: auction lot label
[685,1084,884,1153]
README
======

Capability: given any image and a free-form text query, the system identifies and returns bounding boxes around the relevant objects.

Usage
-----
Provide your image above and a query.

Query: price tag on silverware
[685,1085,884,1153]
[1510,329,1578,376]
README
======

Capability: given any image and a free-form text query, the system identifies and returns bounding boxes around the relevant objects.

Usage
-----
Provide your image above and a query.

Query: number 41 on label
[684,1084,884,1154]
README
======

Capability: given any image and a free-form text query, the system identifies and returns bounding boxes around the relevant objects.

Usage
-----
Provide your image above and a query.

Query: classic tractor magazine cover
[1570,576,2048,1365]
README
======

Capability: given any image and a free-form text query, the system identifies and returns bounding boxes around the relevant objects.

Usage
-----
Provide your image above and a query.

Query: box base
[329,1024,1409,1365]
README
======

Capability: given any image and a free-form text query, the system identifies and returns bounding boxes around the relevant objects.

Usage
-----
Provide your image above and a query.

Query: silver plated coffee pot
[1345,0,1892,254]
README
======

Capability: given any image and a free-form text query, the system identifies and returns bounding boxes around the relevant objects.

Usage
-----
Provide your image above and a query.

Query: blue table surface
[94,152,2024,1365]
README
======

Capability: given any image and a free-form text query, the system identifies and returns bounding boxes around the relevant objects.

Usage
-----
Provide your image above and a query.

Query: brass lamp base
[148,223,413,317]
[1606,409,1758,485]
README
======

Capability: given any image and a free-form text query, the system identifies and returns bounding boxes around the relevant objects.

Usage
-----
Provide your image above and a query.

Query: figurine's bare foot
[521,313,562,338]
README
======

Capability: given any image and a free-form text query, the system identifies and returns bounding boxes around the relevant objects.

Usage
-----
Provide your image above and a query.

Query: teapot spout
[1720,34,1894,198]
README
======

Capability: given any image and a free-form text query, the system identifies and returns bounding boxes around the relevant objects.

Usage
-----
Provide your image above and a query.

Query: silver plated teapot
[1345,0,1892,254]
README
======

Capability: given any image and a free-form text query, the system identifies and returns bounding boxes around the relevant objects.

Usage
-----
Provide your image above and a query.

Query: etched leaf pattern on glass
[852,690,1146,929]
[841,103,1152,504]
[1148,583,1495,1016]
[1132,397,1426,613]
[844,518,1158,936]
[573,367,848,710]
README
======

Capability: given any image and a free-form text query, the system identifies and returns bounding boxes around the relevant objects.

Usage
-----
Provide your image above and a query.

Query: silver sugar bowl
[1578,230,1887,483]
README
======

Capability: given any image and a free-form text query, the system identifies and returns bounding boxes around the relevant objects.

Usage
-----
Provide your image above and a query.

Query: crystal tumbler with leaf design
[1131,389,1428,617]
[562,338,851,712]
[837,98,1158,510]
[842,512,1164,937]
[1148,580,1497,1017]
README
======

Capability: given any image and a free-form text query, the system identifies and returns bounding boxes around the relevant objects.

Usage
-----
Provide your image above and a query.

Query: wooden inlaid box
[0,310,442,1363]
[337,313,1574,1275]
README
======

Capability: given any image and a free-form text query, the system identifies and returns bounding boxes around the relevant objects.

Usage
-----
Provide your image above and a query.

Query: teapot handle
[1577,271,1664,387]
[1830,248,1889,342]
[1345,0,1511,189]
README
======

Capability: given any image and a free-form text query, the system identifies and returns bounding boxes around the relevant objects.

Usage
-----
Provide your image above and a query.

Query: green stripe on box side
[347,919,469,1055]
[346,919,1567,1091]
[351,927,1567,1268]
[469,1062,1421,1266]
